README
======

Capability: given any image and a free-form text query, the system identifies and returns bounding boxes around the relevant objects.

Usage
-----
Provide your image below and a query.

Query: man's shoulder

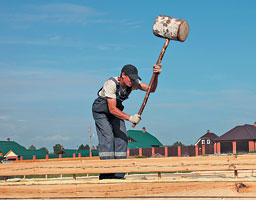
[102,77,120,92]
[104,77,119,86]
[99,77,119,98]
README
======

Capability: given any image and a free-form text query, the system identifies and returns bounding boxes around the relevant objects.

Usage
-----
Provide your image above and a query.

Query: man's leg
[110,116,128,178]
[94,116,115,179]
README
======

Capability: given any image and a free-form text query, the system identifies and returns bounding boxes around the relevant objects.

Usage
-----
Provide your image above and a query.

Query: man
[92,64,161,180]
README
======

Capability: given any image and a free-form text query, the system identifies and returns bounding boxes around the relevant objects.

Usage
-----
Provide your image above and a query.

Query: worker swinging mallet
[132,15,190,127]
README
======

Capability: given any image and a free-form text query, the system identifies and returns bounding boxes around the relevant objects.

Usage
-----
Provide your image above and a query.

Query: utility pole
[89,124,92,157]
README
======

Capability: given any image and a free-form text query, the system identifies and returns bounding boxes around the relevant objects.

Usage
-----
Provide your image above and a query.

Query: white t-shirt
[98,77,140,99]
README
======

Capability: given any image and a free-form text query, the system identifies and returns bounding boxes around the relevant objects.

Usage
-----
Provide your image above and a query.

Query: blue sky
[0,0,255,152]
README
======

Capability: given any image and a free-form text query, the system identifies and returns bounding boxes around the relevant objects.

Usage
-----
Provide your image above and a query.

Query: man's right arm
[107,98,141,124]
[107,98,130,120]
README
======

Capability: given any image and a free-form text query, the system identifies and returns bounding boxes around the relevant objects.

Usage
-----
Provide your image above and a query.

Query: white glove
[129,114,141,124]
[153,64,162,74]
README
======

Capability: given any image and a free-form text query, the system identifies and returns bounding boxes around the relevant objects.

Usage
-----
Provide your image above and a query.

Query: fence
[3,150,99,162]
[128,145,196,157]
[7,143,251,164]
[9,145,198,163]
[9,145,214,163]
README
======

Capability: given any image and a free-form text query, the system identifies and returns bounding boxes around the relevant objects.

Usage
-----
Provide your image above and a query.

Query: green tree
[28,145,36,150]
[78,144,90,150]
[171,141,184,147]
[39,147,49,154]
[53,144,63,154]
[78,144,84,150]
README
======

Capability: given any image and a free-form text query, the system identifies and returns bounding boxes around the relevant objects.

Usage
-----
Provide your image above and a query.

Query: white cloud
[0,3,99,25]
[37,3,93,14]
[48,34,61,40]
[152,103,191,108]
[150,88,256,113]
[30,3,98,24]
[119,19,143,29]
[0,13,49,22]
[96,43,136,51]
[0,116,8,120]
[34,135,70,142]
[0,3,142,29]
[97,44,121,51]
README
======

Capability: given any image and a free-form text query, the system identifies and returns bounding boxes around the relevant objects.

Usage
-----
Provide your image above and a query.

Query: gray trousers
[93,111,128,178]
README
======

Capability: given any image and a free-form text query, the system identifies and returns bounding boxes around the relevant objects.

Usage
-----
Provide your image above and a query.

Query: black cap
[121,64,141,81]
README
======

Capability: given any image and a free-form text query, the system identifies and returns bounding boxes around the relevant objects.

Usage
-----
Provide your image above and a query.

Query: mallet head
[153,15,189,42]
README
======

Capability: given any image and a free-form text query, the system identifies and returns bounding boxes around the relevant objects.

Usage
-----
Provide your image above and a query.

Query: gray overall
[92,77,132,178]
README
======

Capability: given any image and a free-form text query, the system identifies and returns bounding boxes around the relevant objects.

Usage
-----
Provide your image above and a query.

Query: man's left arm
[137,64,162,92]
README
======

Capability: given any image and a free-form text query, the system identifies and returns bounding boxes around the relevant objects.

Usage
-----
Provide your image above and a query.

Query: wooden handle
[132,39,170,128]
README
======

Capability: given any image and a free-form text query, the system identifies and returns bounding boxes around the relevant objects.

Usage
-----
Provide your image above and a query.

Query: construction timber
[1,154,256,199]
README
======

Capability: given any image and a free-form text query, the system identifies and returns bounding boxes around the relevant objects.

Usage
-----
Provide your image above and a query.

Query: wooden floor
[1,155,256,199]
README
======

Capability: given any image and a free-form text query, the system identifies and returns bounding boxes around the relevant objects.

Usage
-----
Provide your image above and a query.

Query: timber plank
[1,155,256,199]
[1,155,256,176]
[6,199,256,200]
[1,178,256,198]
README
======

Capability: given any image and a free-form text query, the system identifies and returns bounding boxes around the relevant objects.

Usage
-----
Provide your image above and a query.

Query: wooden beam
[1,155,256,199]
[1,178,256,198]
[1,155,256,177]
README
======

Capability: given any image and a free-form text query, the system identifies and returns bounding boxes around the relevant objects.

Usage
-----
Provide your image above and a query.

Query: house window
[207,139,210,144]
[202,140,205,144]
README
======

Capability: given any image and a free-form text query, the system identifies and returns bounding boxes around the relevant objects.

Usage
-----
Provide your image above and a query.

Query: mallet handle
[132,39,170,128]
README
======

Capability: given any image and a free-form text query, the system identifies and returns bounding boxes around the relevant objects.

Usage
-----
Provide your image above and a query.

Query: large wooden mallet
[132,15,190,128]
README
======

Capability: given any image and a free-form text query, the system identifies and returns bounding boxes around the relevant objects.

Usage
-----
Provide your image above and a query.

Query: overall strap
[109,77,120,89]
[97,77,132,101]
[97,77,119,96]
[97,87,103,96]
[110,77,131,102]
